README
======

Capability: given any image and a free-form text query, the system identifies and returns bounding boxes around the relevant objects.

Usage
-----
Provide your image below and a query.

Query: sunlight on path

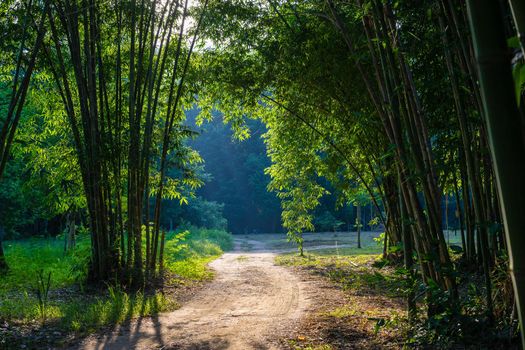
[75,237,314,350]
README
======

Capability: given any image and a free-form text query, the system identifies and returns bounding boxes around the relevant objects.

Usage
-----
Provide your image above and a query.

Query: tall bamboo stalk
[509,0,525,57]
[0,0,50,272]
[466,0,525,344]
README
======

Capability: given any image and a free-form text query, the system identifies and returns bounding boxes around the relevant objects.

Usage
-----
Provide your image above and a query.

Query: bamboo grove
[195,0,525,344]
[1,0,525,346]
[0,0,206,285]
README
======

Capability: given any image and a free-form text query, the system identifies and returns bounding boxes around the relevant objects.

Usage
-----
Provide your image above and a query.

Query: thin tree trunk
[399,170,416,320]
[466,0,525,343]
[356,203,361,249]
[0,236,7,272]
[158,229,166,272]
[509,0,525,57]
[452,170,467,253]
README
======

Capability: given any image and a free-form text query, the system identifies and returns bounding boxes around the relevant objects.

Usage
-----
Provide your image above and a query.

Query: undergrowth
[0,226,232,349]
[277,249,521,349]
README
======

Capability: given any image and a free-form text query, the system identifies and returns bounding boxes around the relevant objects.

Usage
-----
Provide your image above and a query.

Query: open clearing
[75,233,372,350]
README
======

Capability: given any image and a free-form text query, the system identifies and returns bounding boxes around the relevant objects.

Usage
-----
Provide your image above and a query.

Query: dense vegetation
[187,112,378,234]
[193,0,525,347]
[1,0,525,348]
[0,226,231,348]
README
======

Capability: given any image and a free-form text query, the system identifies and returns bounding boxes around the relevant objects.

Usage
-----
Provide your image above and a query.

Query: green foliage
[187,113,282,233]
[0,76,85,238]
[163,226,233,280]
[314,211,344,232]
[35,269,51,325]
[512,61,525,105]
[0,286,174,336]
[195,0,385,257]
[373,232,385,247]
[58,287,176,334]
[278,252,403,297]
[0,237,90,292]
[186,199,228,229]
[0,227,231,339]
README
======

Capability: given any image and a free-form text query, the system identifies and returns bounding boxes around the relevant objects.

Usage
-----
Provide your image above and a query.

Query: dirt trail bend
[76,238,313,350]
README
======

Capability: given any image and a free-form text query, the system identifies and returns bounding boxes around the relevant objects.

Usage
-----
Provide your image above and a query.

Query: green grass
[164,226,233,280]
[0,286,175,333]
[276,244,407,349]
[1,237,91,292]
[0,226,232,346]
[276,247,404,297]
[311,245,381,256]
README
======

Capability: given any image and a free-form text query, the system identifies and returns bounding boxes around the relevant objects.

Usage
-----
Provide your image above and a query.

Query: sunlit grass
[277,238,408,349]
[0,286,175,333]
[0,227,232,339]
[311,246,381,256]
[276,244,403,297]
[1,237,91,292]
[326,305,358,318]
[288,342,333,350]
[166,256,218,280]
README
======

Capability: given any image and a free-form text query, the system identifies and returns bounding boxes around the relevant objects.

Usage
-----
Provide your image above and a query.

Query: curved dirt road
[76,239,313,350]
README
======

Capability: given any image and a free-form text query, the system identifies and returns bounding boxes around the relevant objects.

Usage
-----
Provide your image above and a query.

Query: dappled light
[1,0,525,349]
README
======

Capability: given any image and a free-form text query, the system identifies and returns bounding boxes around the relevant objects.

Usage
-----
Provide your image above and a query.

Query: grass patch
[326,305,358,318]
[288,340,333,350]
[276,252,404,297]
[163,226,233,280]
[276,248,407,349]
[0,226,232,348]
[236,231,386,252]
[1,237,90,292]
[306,246,380,256]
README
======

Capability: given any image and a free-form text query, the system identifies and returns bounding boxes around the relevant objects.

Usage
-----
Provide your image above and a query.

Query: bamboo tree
[151,0,209,275]
[324,0,457,300]
[466,0,525,344]
[44,0,202,284]
[356,202,361,249]
[438,4,494,319]
[509,0,525,57]
[0,0,49,272]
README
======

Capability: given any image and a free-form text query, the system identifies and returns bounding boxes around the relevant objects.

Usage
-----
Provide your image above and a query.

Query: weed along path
[76,237,318,350]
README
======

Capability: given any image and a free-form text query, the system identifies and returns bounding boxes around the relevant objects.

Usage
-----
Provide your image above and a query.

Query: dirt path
[75,238,318,350]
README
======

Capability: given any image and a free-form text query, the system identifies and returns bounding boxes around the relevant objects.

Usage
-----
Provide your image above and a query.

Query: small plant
[35,269,52,325]
[373,232,385,247]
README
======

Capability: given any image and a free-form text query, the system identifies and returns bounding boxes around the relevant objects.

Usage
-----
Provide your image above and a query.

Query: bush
[314,211,344,232]
[163,226,233,280]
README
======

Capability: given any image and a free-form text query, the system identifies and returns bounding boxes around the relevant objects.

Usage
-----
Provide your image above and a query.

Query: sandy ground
[74,238,324,350]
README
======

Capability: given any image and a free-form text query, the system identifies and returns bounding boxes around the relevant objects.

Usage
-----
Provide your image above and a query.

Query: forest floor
[0,228,232,349]
[74,232,410,350]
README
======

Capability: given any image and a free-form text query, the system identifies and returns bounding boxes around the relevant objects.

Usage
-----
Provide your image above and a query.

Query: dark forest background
[0,108,462,237]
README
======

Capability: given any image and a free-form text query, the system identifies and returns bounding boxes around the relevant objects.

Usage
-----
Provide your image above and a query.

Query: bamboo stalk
[466,0,525,344]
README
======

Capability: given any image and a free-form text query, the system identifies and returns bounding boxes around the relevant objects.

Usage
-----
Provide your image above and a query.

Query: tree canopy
[1,0,525,347]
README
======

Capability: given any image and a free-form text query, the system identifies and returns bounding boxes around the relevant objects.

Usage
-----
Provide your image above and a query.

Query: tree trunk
[356,203,361,249]
[509,0,525,57]
[68,213,76,251]
[158,229,166,272]
[466,0,525,343]
[399,171,416,320]
[0,236,7,272]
